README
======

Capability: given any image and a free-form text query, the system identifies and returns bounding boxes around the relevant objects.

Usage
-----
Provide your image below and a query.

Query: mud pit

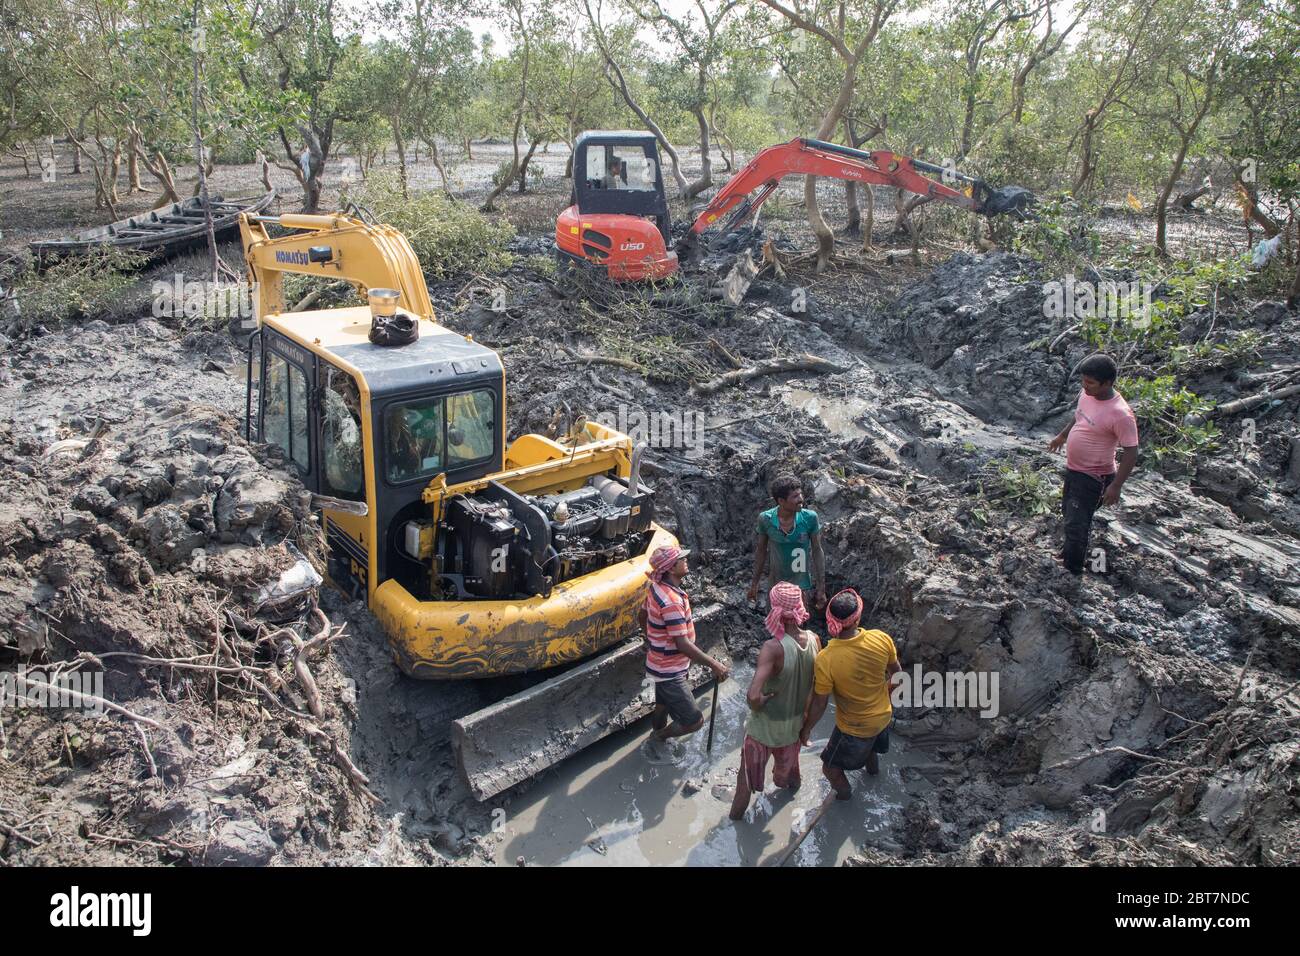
[1,152,1298,867]
[490,659,928,867]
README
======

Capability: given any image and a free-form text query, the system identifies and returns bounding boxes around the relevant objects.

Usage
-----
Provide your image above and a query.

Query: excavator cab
[556,131,679,281]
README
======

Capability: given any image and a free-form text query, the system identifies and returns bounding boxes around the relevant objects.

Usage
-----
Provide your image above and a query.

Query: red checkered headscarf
[647,544,689,582]
[765,582,809,639]
[825,587,863,637]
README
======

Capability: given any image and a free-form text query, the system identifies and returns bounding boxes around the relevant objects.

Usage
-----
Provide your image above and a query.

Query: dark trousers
[1062,469,1113,574]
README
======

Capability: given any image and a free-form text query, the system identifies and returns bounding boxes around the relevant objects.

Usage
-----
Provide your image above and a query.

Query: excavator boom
[238,212,435,324]
[682,138,1033,304]
[687,138,1018,239]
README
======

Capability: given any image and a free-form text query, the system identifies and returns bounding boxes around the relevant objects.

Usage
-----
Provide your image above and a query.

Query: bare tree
[759,0,901,270]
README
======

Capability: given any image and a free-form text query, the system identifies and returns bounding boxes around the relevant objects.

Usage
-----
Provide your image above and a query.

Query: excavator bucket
[453,604,730,800]
[981,186,1036,219]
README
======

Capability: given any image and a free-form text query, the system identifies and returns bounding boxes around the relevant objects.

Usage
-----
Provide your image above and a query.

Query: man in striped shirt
[642,545,729,759]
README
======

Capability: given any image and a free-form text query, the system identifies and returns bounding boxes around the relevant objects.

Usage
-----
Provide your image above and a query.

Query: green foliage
[1011,195,1100,273]
[1081,254,1253,356]
[1118,374,1219,468]
[990,461,1061,517]
[344,172,515,279]
[9,248,145,325]
[526,254,557,278]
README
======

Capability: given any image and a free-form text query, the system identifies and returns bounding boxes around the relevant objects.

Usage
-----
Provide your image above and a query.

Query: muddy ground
[1,144,1297,867]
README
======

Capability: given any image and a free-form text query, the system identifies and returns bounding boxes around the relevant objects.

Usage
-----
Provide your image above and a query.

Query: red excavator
[555,130,1033,302]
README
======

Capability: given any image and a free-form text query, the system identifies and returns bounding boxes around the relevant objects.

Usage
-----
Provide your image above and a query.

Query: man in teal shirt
[747,474,826,612]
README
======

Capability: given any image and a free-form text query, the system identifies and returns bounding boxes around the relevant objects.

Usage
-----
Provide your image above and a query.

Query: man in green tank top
[730,582,820,821]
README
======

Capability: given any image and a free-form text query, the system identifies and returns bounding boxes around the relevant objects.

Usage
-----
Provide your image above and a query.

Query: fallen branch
[1044,745,1171,772]
[136,723,158,779]
[692,353,846,395]
[708,337,744,370]
[14,678,163,731]
[587,370,634,402]
[302,722,381,805]
[557,343,642,371]
[1190,383,1300,424]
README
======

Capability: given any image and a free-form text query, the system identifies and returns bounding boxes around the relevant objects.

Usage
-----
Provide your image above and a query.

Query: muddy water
[490,661,928,867]
[780,387,870,440]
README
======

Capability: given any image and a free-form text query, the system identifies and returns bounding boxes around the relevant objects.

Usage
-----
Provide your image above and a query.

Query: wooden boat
[30,191,277,264]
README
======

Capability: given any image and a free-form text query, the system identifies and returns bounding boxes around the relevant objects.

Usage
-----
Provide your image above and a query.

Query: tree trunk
[806,60,863,270]
[191,0,219,282]
[480,115,523,211]
[1155,129,1196,257]
[127,131,143,192]
[426,138,450,192]
[1235,172,1282,238]
[845,181,860,235]
[683,105,712,202]
[1073,113,1098,196]
[862,185,874,251]
[394,115,408,199]
[517,136,541,193]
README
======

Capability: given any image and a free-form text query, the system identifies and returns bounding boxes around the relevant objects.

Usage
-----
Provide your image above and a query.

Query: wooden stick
[692,354,846,395]
[774,791,837,867]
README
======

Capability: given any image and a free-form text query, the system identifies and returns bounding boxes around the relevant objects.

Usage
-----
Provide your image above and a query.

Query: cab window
[447,390,496,467]
[320,364,364,499]
[264,351,310,473]
[385,389,496,483]
[587,144,656,192]
[386,396,444,483]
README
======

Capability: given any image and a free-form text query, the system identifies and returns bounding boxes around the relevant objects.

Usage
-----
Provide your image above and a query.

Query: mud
[1,145,1297,867]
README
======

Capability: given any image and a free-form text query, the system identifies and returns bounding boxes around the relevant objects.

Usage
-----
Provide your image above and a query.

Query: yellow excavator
[237,210,727,800]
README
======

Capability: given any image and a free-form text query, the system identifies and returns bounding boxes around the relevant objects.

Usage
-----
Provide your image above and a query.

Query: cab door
[315,359,372,601]
[254,330,319,493]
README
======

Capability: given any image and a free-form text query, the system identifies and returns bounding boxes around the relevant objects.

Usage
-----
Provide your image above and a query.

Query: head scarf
[825,587,863,637]
[647,544,689,582]
[765,581,809,639]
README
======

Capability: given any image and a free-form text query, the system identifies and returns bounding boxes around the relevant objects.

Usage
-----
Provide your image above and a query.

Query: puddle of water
[492,661,928,867]
[780,388,870,440]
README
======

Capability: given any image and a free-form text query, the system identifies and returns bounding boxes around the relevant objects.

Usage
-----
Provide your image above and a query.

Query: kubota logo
[619,242,645,251]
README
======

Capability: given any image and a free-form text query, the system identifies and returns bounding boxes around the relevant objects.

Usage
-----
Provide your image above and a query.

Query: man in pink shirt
[1048,354,1140,575]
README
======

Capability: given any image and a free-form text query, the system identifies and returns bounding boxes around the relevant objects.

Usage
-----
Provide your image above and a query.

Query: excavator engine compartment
[415,473,655,601]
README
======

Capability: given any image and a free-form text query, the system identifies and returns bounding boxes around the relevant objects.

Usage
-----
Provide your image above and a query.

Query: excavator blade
[718,249,761,306]
[453,604,730,801]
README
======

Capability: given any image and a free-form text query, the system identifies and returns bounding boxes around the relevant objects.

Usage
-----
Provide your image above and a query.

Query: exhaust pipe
[628,440,646,495]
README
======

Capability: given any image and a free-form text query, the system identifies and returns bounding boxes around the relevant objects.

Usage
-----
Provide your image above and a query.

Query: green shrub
[1118,374,1219,468]
[344,172,515,279]
[1011,194,1100,273]
[8,247,144,326]
[990,461,1060,516]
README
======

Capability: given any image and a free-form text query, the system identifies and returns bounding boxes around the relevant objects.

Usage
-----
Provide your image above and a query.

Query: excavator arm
[238,212,434,324]
[686,138,1030,240]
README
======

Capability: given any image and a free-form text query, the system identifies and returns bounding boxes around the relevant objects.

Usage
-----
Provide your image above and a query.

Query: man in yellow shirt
[799,589,901,799]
